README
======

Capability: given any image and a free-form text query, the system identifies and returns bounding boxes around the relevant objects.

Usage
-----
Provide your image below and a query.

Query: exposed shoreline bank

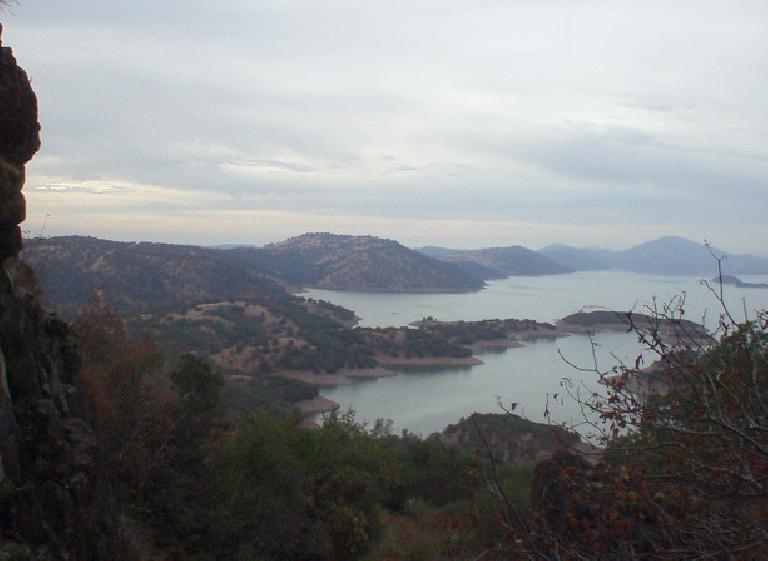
[287,309,711,420]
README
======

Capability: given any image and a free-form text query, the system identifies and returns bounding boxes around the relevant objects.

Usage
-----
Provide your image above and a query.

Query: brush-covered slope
[21,236,286,314]
[253,232,485,292]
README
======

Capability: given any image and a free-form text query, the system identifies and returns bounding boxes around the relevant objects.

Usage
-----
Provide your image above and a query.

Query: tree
[74,297,179,494]
[211,409,397,561]
[171,352,223,411]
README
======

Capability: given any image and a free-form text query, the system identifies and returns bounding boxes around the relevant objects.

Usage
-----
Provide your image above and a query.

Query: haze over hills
[421,236,768,278]
[537,244,610,271]
[417,245,571,278]
[540,236,768,276]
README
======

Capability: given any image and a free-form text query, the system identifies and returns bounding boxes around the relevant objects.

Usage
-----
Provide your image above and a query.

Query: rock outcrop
[0,26,121,560]
[0,24,40,262]
[0,268,120,559]
[436,413,581,464]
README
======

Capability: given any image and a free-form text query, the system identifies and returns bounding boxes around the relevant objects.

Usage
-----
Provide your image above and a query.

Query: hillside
[437,413,581,463]
[20,236,489,380]
[439,246,572,277]
[21,236,287,315]
[251,232,485,292]
[20,237,384,376]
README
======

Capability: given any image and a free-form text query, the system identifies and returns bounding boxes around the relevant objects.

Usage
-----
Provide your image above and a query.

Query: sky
[3,0,768,252]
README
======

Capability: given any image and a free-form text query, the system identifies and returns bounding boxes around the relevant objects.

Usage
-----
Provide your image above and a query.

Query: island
[710,274,768,289]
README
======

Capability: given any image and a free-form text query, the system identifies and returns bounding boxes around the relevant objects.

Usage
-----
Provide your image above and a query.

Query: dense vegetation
[417,317,557,345]
[72,299,495,560]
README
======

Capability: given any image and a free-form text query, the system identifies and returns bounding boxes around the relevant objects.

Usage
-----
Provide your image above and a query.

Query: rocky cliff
[0,26,120,560]
[0,24,39,261]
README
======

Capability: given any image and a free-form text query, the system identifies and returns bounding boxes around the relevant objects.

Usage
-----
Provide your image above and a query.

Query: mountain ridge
[541,236,768,275]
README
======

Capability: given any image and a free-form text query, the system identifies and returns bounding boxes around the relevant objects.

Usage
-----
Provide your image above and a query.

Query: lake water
[306,271,768,436]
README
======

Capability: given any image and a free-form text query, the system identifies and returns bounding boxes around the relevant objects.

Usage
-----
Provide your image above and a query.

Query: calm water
[306,271,768,436]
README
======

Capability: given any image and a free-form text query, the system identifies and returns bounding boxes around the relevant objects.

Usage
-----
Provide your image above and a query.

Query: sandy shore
[468,339,525,352]
[278,367,397,386]
[375,356,484,369]
[556,321,632,334]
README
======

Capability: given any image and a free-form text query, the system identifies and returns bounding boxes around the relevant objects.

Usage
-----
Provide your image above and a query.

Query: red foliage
[74,296,179,493]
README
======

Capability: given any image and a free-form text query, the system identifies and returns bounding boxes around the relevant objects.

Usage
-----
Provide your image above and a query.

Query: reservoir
[306,271,768,436]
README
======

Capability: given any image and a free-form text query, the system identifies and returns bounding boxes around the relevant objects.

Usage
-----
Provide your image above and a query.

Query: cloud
[4,0,768,252]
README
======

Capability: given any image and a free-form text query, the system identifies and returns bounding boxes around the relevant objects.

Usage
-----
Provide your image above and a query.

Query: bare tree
[480,268,768,560]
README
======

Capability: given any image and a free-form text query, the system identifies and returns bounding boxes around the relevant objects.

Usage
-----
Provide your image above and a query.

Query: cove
[306,271,768,435]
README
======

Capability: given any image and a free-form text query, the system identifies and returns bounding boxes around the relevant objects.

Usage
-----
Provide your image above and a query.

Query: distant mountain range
[539,236,768,276]
[419,236,768,278]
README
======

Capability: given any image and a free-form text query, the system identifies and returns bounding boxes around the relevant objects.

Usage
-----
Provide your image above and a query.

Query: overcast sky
[4,1,767,252]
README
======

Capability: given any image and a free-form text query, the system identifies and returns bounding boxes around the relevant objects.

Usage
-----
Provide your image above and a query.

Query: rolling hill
[21,236,286,315]
[245,232,485,292]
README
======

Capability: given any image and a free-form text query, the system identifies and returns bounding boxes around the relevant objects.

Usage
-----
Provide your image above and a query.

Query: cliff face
[0,27,120,560]
[0,24,39,261]
[0,270,119,559]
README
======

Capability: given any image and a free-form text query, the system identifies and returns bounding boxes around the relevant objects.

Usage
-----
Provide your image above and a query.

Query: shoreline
[280,367,397,387]
[302,285,484,294]
[375,356,484,369]
[285,311,711,423]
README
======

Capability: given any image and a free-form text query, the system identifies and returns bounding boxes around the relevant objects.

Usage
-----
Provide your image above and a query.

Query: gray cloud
[4,0,768,252]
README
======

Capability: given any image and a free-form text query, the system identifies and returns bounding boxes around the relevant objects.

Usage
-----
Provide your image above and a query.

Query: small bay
[306,271,768,436]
